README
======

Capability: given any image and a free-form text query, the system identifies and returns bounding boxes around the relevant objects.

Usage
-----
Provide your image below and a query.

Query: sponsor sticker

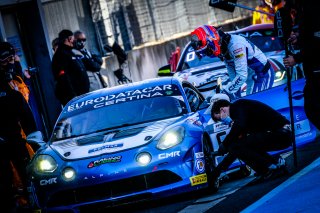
[195,159,205,173]
[233,47,243,54]
[40,177,57,186]
[190,174,207,186]
[195,152,204,159]
[88,143,123,154]
[87,156,122,168]
[66,84,181,113]
[235,53,244,58]
[158,151,180,159]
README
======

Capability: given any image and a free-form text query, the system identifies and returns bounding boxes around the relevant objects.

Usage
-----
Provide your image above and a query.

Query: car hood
[49,117,181,160]
[176,63,227,85]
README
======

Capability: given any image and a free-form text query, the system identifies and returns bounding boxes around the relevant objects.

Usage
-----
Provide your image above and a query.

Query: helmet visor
[194,40,218,58]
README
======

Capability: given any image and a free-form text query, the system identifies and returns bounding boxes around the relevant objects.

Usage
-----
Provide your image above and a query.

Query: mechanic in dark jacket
[211,99,292,183]
[0,79,38,211]
[52,29,89,106]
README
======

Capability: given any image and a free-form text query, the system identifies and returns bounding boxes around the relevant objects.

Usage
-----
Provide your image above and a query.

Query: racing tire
[203,136,219,193]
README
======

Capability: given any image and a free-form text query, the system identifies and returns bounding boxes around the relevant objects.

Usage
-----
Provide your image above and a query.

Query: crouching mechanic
[211,98,292,183]
[0,80,39,211]
[190,25,274,100]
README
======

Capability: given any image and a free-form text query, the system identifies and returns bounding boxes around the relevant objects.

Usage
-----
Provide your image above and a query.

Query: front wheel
[203,136,219,193]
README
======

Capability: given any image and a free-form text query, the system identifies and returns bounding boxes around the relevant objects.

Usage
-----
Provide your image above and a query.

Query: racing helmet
[0,42,15,63]
[190,25,221,58]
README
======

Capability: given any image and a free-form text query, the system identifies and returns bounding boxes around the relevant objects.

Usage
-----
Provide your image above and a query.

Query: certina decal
[195,159,205,173]
[190,174,207,186]
[88,143,123,154]
[195,152,204,159]
[158,151,181,159]
[40,177,57,186]
[67,84,180,112]
[87,156,122,168]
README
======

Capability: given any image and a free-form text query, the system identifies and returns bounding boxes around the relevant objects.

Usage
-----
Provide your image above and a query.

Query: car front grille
[47,170,182,208]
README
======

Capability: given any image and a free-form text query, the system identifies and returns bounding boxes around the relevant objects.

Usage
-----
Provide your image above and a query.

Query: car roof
[228,23,274,34]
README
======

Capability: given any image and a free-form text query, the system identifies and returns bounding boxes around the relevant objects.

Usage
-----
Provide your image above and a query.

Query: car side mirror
[26,131,46,151]
[158,64,174,76]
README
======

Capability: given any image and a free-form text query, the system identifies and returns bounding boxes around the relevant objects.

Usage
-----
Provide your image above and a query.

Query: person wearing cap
[73,30,106,91]
[211,98,292,183]
[52,29,89,106]
[190,25,275,100]
[0,42,39,210]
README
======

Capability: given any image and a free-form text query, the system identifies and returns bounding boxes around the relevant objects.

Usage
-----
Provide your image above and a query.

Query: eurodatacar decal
[67,84,179,112]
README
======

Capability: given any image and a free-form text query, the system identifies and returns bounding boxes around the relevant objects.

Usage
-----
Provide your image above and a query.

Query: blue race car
[26,77,317,212]
[26,77,222,212]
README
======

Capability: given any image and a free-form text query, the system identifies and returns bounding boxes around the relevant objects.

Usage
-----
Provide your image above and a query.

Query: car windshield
[51,96,187,142]
[248,35,285,52]
[178,45,221,71]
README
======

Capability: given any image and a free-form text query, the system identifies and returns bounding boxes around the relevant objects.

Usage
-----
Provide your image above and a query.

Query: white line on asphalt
[178,175,255,213]
[241,156,320,213]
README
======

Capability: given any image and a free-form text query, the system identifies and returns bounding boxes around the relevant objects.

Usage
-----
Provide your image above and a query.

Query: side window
[184,87,200,112]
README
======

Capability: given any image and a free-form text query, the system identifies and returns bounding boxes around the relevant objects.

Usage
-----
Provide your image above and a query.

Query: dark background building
[0,0,258,139]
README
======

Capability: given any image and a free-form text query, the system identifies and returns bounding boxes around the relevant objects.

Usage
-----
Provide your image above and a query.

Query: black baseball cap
[0,42,15,62]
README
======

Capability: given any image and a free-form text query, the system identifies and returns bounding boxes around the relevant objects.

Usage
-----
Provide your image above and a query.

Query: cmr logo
[40,177,57,186]
[158,151,180,159]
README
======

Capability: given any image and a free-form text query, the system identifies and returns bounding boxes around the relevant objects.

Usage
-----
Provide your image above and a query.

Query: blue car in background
[158,24,317,182]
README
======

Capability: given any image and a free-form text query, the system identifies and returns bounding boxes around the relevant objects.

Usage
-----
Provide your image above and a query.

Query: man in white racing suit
[190,25,274,100]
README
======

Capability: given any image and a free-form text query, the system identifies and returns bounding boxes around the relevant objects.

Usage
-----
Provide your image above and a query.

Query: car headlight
[136,152,152,166]
[34,155,58,173]
[157,126,185,150]
[62,167,76,181]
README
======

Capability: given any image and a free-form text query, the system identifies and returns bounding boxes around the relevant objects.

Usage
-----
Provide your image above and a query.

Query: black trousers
[212,128,292,178]
[0,140,30,210]
[227,129,292,175]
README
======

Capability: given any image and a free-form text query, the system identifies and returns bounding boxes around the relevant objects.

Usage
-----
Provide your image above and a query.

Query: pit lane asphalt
[204,134,320,213]
[103,134,320,213]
